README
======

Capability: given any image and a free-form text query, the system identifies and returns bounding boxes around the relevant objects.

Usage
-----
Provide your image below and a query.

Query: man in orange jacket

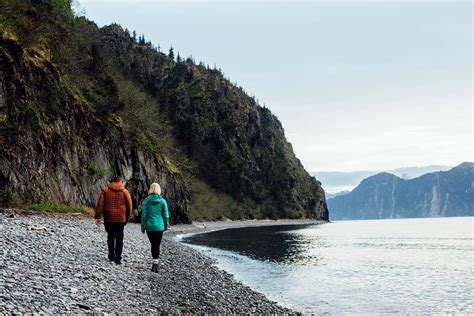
[95,175,133,264]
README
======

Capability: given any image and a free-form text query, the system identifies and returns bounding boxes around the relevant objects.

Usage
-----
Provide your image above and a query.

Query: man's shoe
[108,255,116,262]
[115,259,121,265]
[151,263,158,272]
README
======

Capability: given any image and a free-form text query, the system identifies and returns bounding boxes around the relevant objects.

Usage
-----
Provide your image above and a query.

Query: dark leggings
[146,231,164,259]
[104,222,125,261]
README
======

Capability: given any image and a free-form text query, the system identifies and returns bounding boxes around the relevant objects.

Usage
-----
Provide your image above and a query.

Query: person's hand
[141,229,145,234]
[95,218,101,226]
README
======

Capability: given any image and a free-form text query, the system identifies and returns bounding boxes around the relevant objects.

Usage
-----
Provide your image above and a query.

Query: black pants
[146,231,164,259]
[104,222,125,261]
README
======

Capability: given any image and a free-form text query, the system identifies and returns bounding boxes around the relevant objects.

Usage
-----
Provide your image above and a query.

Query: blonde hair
[148,183,162,195]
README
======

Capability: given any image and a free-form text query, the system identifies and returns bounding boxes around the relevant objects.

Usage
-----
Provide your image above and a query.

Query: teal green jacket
[141,194,169,233]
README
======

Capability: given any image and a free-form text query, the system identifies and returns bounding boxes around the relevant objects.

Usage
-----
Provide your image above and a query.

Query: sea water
[183,217,474,314]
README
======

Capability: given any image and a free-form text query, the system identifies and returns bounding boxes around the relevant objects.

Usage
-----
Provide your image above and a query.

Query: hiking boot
[151,263,158,273]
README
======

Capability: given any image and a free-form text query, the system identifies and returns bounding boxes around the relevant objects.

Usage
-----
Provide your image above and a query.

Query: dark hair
[110,175,121,182]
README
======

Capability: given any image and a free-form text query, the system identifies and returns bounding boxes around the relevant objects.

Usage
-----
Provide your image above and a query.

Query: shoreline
[169,218,326,239]
[1,206,326,237]
[1,211,303,314]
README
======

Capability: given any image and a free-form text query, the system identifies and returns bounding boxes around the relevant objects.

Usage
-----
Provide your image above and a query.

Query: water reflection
[183,224,321,264]
[181,218,474,314]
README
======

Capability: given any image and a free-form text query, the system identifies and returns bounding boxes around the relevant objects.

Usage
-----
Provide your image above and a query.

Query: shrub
[186,175,241,221]
[0,187,23,207]
[84,162,109,181]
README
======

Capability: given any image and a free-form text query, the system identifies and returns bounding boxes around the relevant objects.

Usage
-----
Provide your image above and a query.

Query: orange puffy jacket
[95,182,133,223]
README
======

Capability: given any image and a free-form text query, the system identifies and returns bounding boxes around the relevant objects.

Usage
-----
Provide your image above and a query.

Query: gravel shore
[1,212,296,314]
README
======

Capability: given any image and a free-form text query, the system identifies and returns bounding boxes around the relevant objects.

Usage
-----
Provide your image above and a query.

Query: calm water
[183,217,474,314]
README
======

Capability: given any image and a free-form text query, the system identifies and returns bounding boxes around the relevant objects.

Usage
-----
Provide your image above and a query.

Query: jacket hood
[108,182,125,191]
[147,194,163,204]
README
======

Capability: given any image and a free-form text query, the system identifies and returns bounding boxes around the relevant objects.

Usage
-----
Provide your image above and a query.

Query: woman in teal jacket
[141,182,170,272]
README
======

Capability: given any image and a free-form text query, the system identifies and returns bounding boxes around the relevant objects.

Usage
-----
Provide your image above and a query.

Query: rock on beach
[0,212,295,314]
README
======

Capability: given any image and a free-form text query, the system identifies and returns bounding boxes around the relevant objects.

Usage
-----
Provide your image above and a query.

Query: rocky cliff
[0,0,328,222]
[0,20,189,223]
[328,162,474,220]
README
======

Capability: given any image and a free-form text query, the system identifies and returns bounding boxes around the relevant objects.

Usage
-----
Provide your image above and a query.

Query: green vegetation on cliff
[0,0,328,222]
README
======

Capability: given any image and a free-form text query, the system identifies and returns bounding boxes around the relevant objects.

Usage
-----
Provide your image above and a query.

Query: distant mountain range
[312,165,452,193]
[326,191,350,199]
[327,162,474,220]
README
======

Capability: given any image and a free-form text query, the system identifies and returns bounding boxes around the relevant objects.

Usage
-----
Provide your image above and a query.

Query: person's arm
[95,190,106,223]
[163,199,170,228]
[141,199,148,233]
[124,190,133,222]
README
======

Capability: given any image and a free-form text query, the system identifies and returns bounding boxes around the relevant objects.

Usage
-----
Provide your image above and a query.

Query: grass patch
[26,202,91,214]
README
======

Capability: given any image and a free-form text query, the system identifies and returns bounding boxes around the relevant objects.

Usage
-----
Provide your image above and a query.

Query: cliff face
[0,32,189,223]
[0,0,328,221]
[328,162,474,220]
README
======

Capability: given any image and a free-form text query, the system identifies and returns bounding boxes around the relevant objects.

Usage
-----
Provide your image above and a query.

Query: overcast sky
[78,0,472,172]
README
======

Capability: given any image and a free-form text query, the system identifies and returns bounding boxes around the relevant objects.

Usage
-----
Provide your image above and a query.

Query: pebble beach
[0,211,297,314]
